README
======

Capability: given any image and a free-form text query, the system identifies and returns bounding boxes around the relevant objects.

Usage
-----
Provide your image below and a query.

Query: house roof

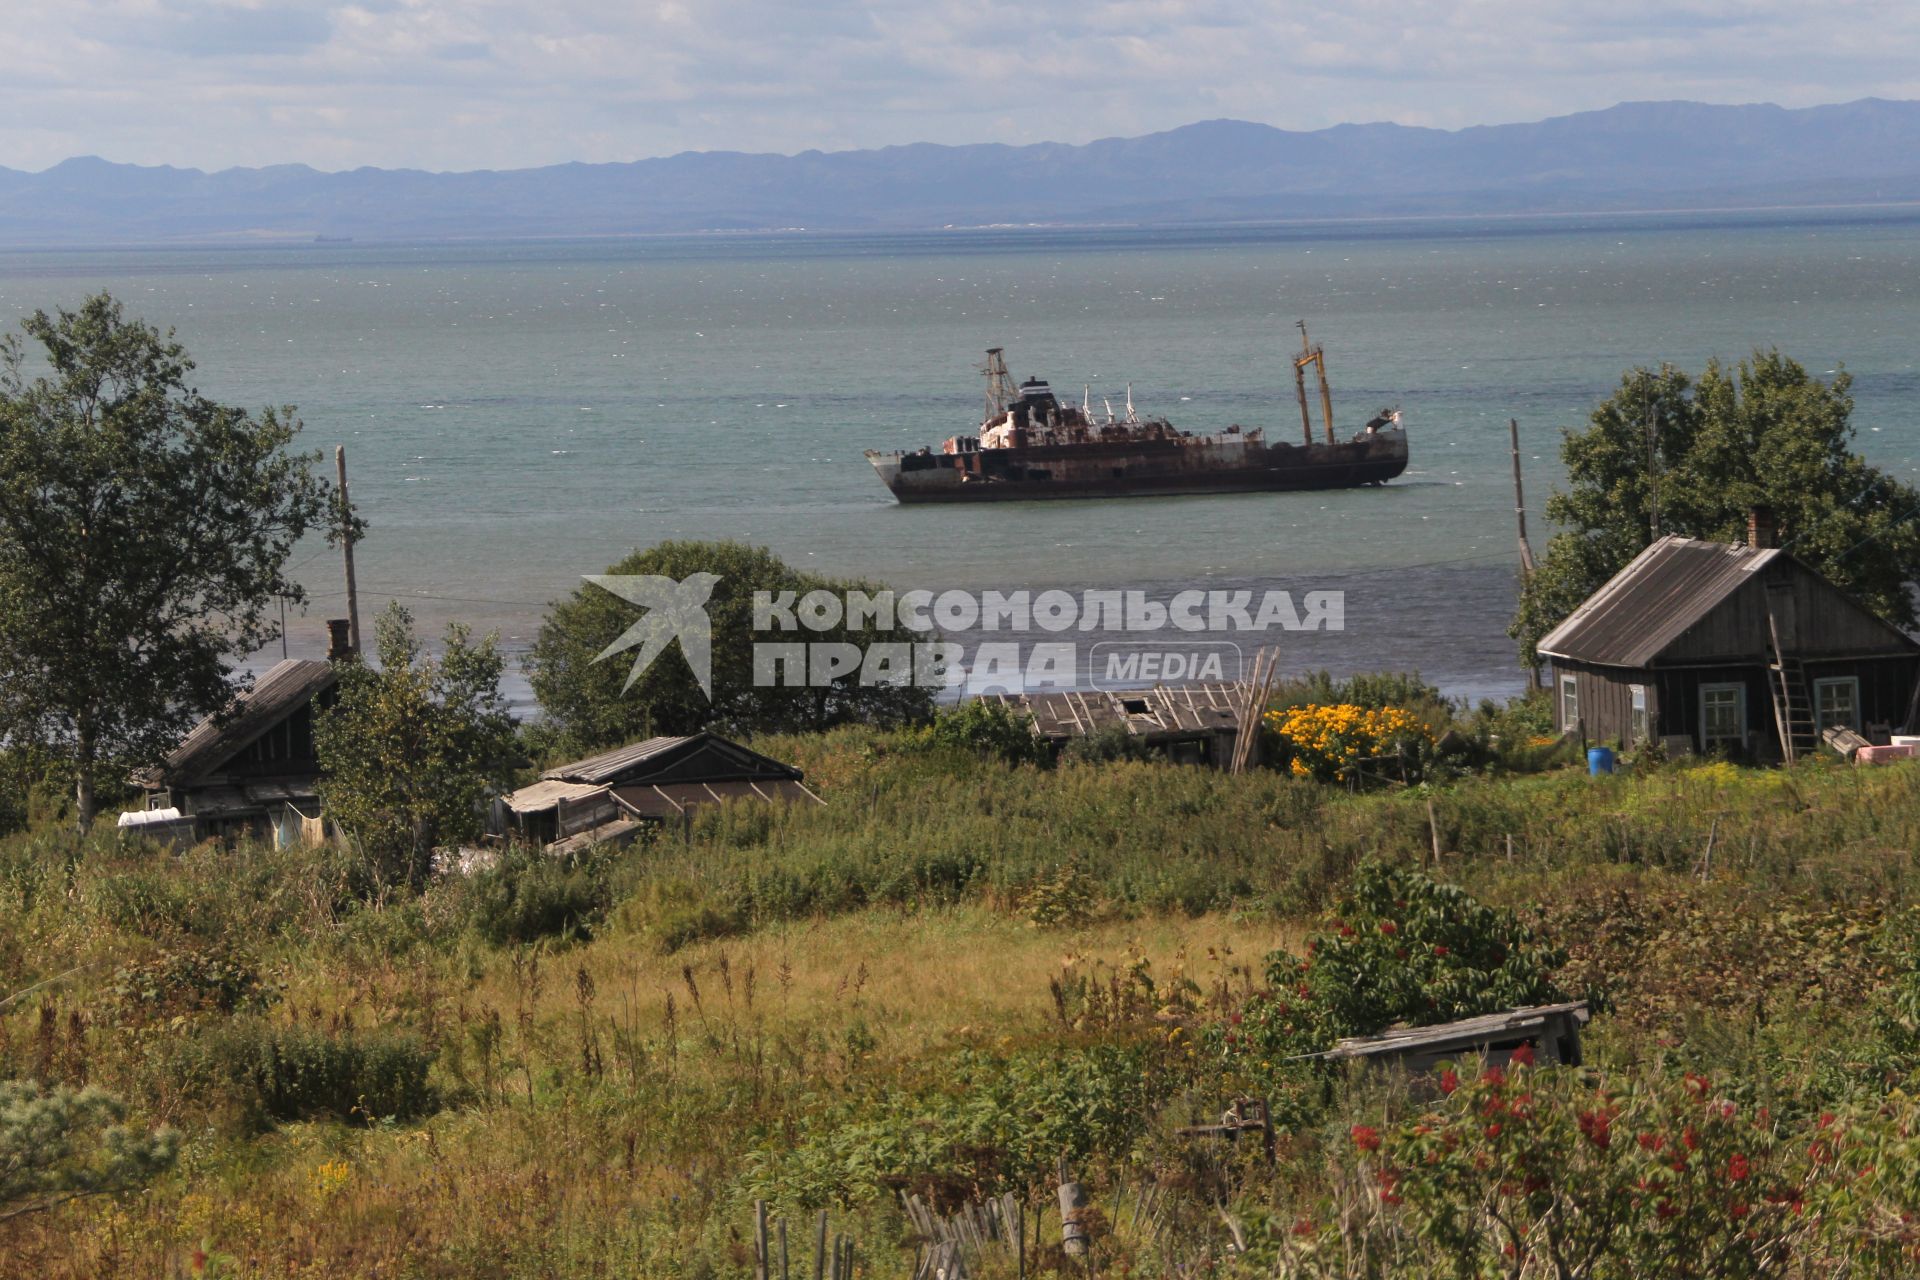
[544,735,689,783]
[151,659,337,788]
[993,683,1243,741]
[502,779,610,815]
[541,731,804,787]
[1535,537,1786,667]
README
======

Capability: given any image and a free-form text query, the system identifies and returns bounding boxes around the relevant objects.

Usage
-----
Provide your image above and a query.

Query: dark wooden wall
[1553,655,1920,757]
[1663,563,1913,663]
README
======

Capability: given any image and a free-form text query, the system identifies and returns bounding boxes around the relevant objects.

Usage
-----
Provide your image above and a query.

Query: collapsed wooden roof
[991,683,1242,741]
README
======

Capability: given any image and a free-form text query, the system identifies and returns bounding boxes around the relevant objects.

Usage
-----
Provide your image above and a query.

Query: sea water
[3,208,1916,705]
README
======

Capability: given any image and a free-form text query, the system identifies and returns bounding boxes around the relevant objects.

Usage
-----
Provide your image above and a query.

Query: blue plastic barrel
[1588,746,1616,775]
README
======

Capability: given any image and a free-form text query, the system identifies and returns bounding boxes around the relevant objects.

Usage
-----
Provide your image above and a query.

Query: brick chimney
[326,618,355,661]
[1747,505,1777,550]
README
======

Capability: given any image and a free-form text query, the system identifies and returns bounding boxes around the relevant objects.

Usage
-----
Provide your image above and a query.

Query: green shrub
[470,846,618,945]
[1020,860,1100,928]
[161,1017,437,1129]
[1058,725,1154,765]
[750,1044,1164,1209]
[1215,863,1570,1116]
[915,701,1049,766]
[612,877,750,952]
[1265,1063,1920,1279]
[1297,860,1568,1036]
[105,946,272,1026]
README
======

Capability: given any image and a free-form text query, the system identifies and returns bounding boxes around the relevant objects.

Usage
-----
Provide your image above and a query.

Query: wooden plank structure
[1325,1000,1591,1075]
[1175,1096,1276,1163]
[752,1203,861,1280]
[901,1191,1026,1280]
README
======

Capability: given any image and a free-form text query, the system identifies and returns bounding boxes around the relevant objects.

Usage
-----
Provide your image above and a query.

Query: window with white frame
[1700,683,1746,750]
[1630,685,1649,744]
[1560,674,1579,731]
[1813,677,1860,734]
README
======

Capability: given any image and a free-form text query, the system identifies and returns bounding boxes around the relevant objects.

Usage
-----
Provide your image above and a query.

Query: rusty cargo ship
[865,326,1409,504]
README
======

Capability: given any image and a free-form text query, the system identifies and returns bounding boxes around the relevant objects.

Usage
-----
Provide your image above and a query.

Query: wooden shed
[501,731,821,851]
[991,683,1244,766]
[1536,532,1920,762]
[1327,1001,1591,1074]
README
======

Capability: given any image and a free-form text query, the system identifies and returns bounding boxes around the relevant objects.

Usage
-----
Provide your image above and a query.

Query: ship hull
[868,429,1409,504]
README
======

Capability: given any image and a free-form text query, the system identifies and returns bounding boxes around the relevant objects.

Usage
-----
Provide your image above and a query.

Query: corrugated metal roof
[155,659,337,787]
[503,779,610,814]
[541,735,692,784]
[1536,537,1779,667]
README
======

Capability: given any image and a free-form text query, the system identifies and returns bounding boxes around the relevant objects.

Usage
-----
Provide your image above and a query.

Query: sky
[4,0,1918,173]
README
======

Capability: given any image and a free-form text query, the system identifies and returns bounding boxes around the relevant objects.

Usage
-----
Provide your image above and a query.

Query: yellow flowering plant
[1266,702,1435,783]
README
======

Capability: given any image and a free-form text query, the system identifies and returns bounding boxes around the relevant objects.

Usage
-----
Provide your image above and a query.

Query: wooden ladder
[1766,599,1818,763]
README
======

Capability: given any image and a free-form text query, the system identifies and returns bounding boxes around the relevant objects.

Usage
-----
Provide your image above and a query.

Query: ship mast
[981,348,1018,420]
[1292,320,1336,445]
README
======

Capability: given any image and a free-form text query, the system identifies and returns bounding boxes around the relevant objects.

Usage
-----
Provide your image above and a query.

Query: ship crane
[1292,319,1337,446]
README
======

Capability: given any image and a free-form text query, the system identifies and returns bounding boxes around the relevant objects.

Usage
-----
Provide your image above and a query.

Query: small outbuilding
[501,731,821,852]
[992,683,1244,766]
[131,658,339,844]
[1327,1001,1591,1074]
[1537,520,1920,762]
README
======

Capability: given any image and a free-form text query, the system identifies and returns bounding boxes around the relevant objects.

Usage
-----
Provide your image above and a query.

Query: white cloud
[1,0,1916,170]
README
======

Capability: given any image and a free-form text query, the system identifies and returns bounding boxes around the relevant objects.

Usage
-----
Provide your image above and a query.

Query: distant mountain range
[6,99,1920,245]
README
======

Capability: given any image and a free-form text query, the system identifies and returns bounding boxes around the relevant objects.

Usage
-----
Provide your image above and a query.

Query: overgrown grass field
[6,730,1920,1277]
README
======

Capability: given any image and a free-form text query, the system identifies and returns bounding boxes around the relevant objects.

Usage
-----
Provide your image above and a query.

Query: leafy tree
[314,604,515,890]
[0,293,336,830]
[527,539,932,752]
[0,1080,177,1223]
[1512,351,1920,665]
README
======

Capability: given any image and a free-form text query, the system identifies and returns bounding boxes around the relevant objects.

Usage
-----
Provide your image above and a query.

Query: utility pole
[335,445,361,655]
[1509,418,1537,580]
[1511,418,1541,691]
[1644,368,1662,542]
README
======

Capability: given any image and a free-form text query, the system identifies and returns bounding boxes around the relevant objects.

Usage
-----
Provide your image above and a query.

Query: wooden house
[990,683,1244,766]
[1537,524,1920,762]
[501,731,820,853]
[131,658,339,844]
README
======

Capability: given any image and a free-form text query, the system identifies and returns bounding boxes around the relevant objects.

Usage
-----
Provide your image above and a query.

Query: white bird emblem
[584,572,722,699]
